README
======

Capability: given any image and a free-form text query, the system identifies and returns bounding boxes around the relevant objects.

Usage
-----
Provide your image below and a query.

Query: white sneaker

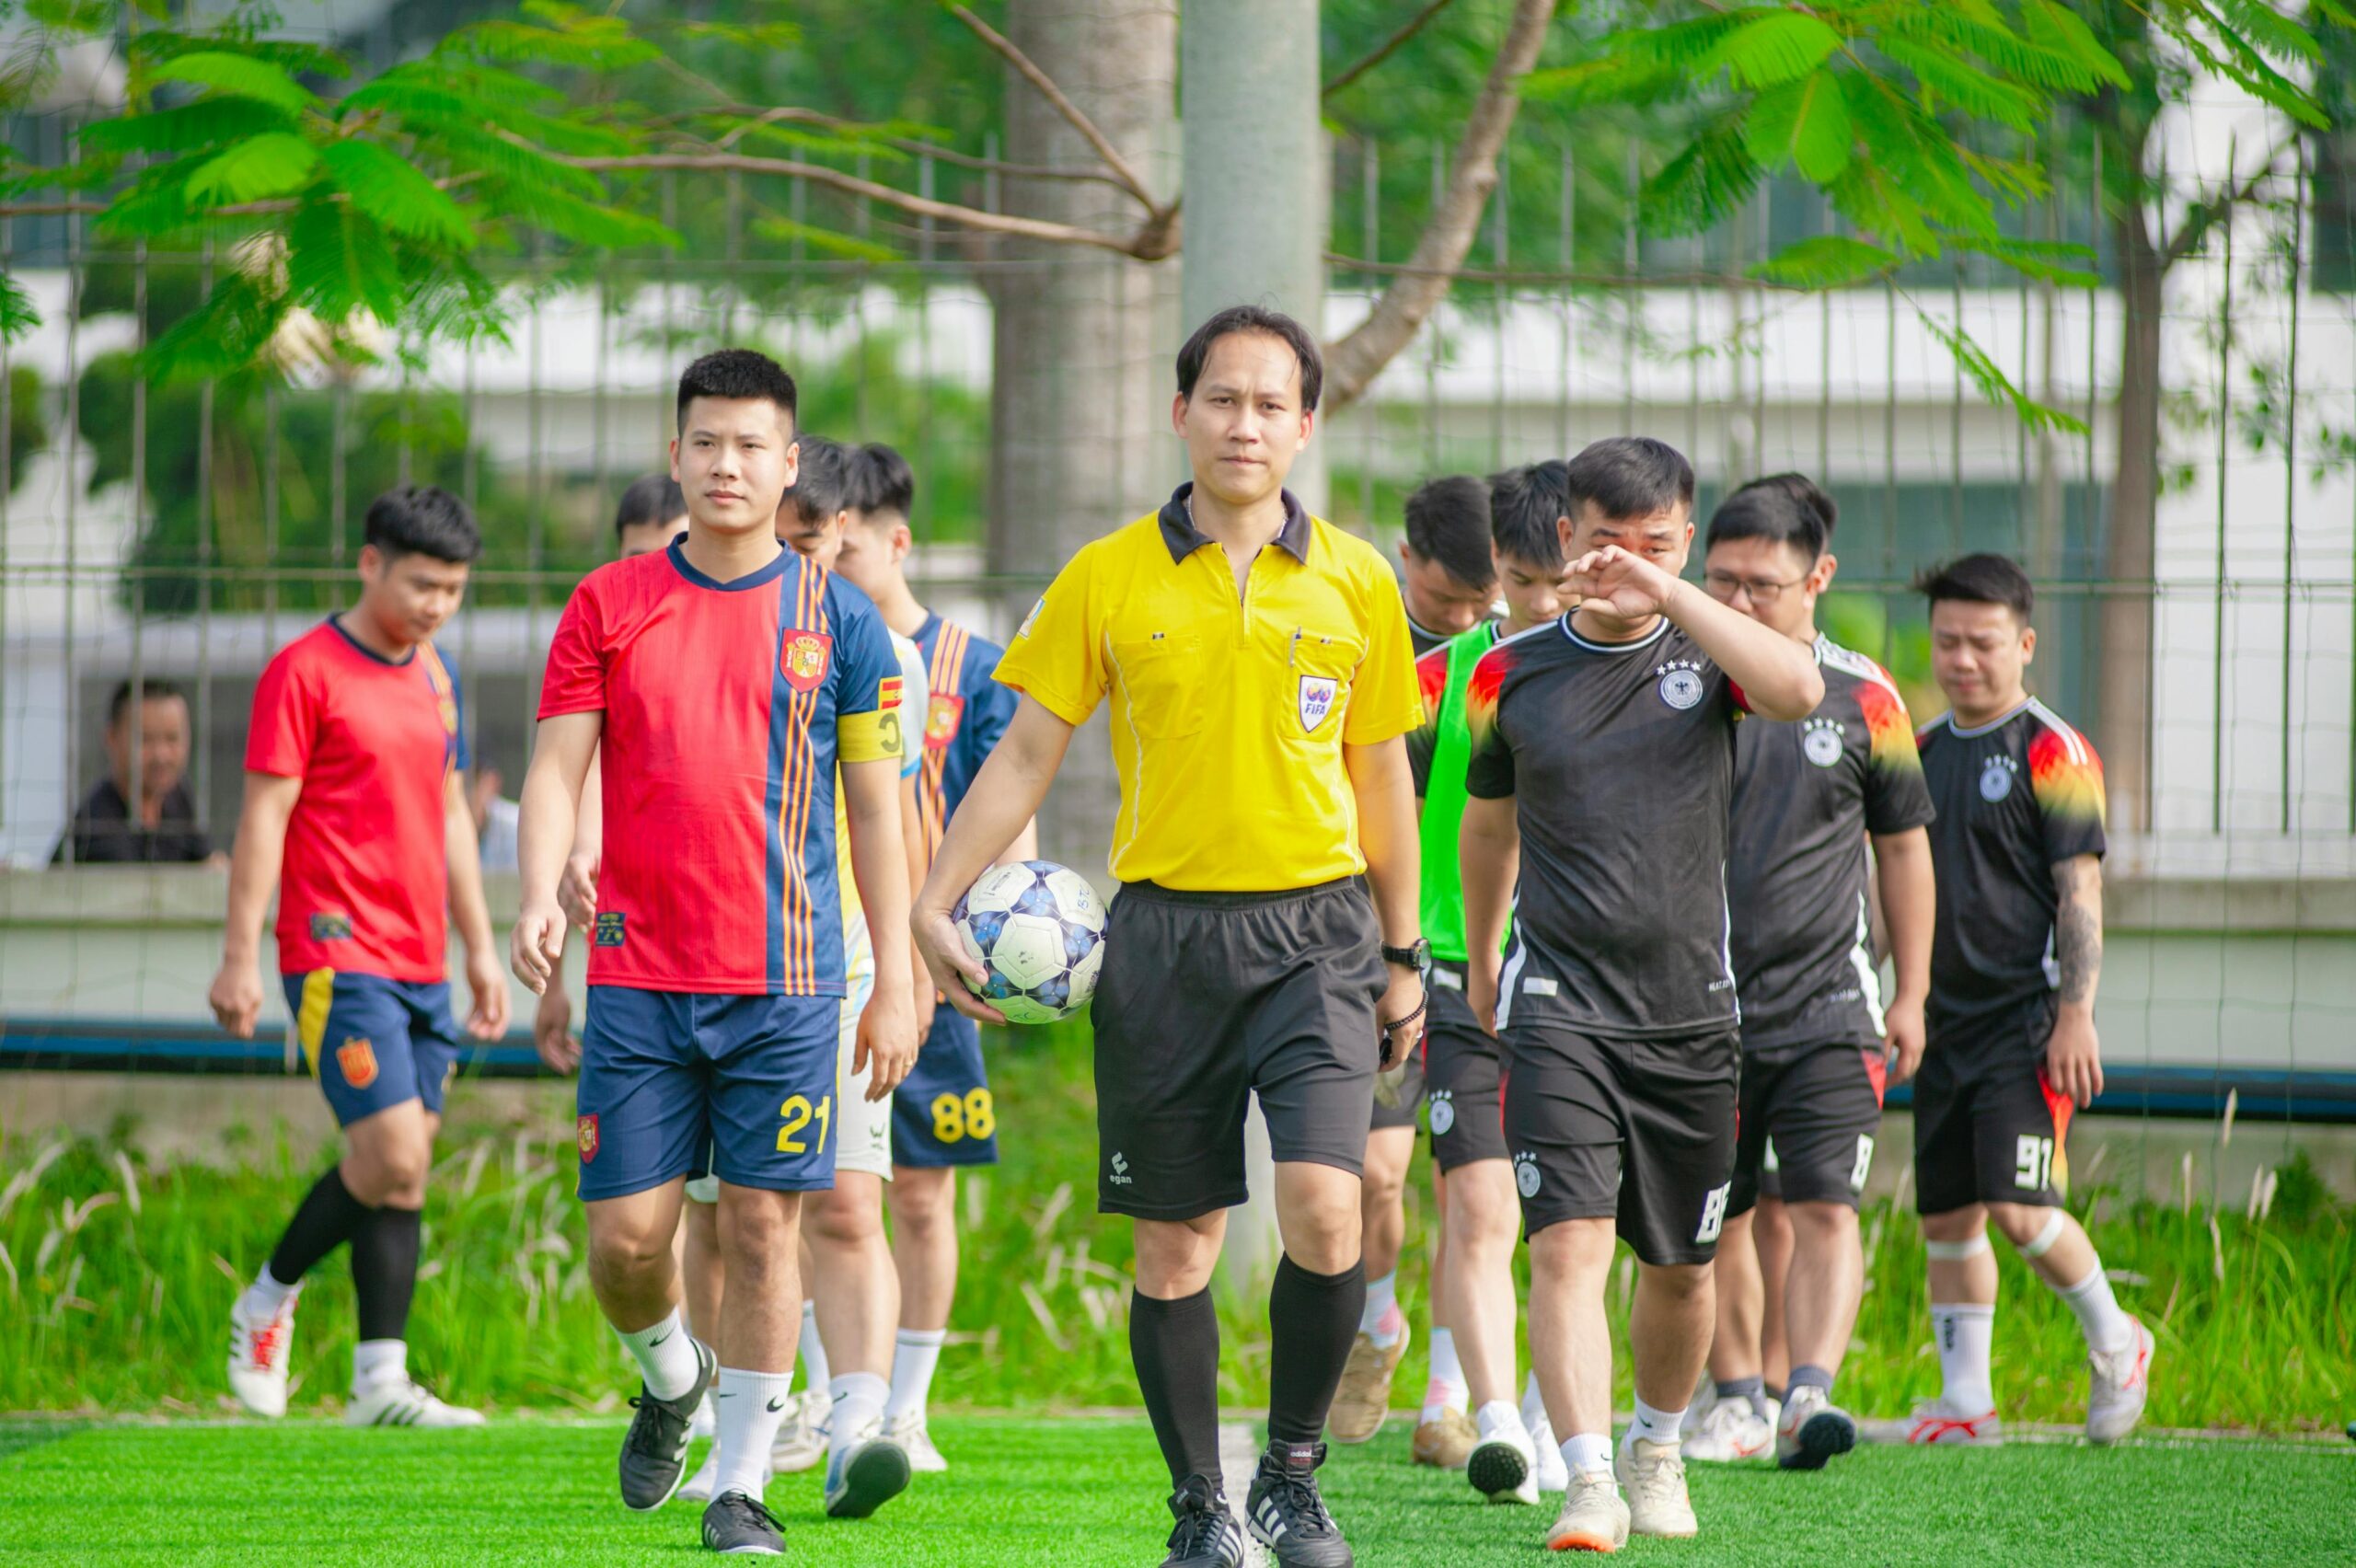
[2086,1319,2155,1445]
[687,1389,716,1444]
[1466,1412,1537,1505]
[823,1409,911,1519]
[676,1447,722,1504]
[1613,1435,1697,1539]
[1905,1396,2004,1446]
[1680,1394,1773,1462]
[1527,1410,1569,1493]
[1775,1385,1857,1470]
[343,1375,486,1428]
[226,1289,298,1418]
[1545,1470,1630,1553]
[770,1389,829,1473]
[884,1412,948,1473]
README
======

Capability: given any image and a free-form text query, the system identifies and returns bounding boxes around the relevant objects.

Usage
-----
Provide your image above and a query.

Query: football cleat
[700,1491,785,1556]
[1775,1386,1857,1470]
[823,1410,911,1519]
[1467,1417,1537,1505]
[619,1339,717,1511]
[226,1289,299,1419]
[1545,1471,1630,1553]
[769,1389,829,1472]
[1613,1435,1697,1539]
[1411,1407,1477,1470]
[1680,1393,1774,1462]
[343,1375,486,1429]
[1327,1324,1410,1444]
[1244,1440,1354,1567]
[1905,1397,2004,1446]
[1161,1474,1245,1568]
[883,1412,948,1473]
[2086,1319,2156,1446]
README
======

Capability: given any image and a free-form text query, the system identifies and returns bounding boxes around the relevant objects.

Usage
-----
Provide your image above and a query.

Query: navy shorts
[283,970,462,1127]
[892,1001,999,1169]
[576,986,838,1202]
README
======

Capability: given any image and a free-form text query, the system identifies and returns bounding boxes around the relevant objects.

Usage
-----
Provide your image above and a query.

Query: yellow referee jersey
[994,485,1422,892]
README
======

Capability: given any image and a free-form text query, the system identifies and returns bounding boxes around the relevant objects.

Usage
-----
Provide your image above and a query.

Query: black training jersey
[1917,698,2106,1027]
[1464,615,1746,1039]
[1728,637,1935,1055]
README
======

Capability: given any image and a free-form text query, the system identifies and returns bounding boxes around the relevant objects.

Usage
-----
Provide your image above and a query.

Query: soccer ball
[950,859,1107,1025]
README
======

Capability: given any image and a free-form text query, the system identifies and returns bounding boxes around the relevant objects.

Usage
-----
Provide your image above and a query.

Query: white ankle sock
[1931,1303,1997,1413]
[828,1371,889,1459]
[1560,1431,1613,1478]
[797,1300,830,1392]
[2053,1262,2137,1355]
[1419,1327,1468,1423]
[1360,1270,1403,1348]
[616,1308,700,1402]
[886,1328,945,1421]
[1520,1370,1548,1432]
[711,1366,793,1502]
[1627,1396,1685,1447]
[239,1264,298,1320]
[352,1338,406,1392]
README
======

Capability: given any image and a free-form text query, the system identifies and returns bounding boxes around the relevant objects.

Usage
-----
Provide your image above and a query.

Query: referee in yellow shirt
[913,306,1426,1568]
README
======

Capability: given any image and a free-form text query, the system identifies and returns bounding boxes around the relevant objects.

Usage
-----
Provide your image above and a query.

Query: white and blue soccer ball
[951,859,1107,1025]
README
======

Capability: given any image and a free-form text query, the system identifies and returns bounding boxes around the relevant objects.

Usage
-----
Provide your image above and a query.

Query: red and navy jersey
[246,618,468,983]
[1728,638,1934,1055]
[911,611,1017,860]
[539,543,902,997]
[1464,616,1750,1039]
[1917,698,2106,1027]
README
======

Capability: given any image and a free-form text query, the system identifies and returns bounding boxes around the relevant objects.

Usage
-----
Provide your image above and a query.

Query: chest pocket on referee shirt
[1274,626,1363,745]
[1110,632,1207,741]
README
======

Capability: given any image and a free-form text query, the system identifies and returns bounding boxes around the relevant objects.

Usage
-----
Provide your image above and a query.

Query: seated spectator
[52,678,219,865]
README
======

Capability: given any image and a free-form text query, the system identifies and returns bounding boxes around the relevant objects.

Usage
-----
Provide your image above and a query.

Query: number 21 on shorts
[2015,1134,2055,1193]
[779,1093,834,1154]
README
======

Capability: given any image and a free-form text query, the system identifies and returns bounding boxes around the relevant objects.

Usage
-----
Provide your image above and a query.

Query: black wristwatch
[1381,939,1431,974]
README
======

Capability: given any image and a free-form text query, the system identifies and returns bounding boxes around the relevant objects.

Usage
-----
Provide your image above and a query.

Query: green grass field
[1,1416,2350,1565]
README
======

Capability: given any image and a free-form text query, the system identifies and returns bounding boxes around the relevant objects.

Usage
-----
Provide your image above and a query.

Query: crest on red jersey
[337,1037,379,1090]
[577,1113,600,1164]
[925,693,965,748]
[780,631,833,693]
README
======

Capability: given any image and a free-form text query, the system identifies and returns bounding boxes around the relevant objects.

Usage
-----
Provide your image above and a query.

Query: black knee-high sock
[1131,1286,1224,1488]
[266,1168,373,1286]
[351,1205,422,1343]
[1267,1255,1367,1446]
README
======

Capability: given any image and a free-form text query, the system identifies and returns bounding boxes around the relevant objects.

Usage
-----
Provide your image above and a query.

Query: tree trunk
[2101,157,2164,836]
[987,0,1179,871]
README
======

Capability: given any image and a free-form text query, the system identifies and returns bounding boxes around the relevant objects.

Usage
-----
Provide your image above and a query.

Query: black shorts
[1500,1020,1740,1266]
[1912,997,2073,1214]
[1091,878,1385,1221]
[1425,963,1507,1171]
[1728,1041,1888,1216]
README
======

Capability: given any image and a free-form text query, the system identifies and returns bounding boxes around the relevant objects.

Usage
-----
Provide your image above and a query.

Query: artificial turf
[1,1415,2350,1565]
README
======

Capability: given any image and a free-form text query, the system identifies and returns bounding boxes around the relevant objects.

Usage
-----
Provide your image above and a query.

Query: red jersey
[538,542,902,997]
[246,618,467,982]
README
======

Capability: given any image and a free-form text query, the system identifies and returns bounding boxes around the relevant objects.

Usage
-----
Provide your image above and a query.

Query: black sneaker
[700,1491,785,1556]
[618,1338,715,1512]
[1243,1440,1353,1567]
[1161,1473,1243,1568]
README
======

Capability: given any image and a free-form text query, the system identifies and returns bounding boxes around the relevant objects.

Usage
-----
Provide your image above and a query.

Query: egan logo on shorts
[1694,1182,1731,1243]
[1428,1090,1456,1136]
[1107,1151,1133,1186]
[1514,1151,1542,1198]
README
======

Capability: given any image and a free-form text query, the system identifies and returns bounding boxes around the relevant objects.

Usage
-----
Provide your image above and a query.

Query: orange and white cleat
[226,1289,299,1418]
[2086,1319,2156,1445]
[1905,1398,2004,1447]
[1545,1471,1630,1553]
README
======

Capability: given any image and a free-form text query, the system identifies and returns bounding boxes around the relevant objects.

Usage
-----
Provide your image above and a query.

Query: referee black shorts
[1091,877,1387,1221]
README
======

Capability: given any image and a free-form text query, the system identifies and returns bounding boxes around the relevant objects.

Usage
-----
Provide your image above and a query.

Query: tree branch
[657,103,1138,190]
[1321,0,1553,413]
[945,2,1165,217]
[2162,140,2290,268]
[1323,0,1461,99]
[560,149,1176,259]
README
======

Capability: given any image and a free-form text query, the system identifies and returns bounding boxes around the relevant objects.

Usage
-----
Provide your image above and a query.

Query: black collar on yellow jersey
[1156,482,1313,567]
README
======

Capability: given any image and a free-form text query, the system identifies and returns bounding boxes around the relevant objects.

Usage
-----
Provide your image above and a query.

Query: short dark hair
[109,676,186,728]
[676,348,799,434]
[1174,305,1324,413]
[1916,552,2036,622]
[1487,461,1569,571]
[614,474,686,539]
[1562,436,1695,523]
[855,443,915,522]
[1706,471,1838,560]
[783,434,857,525]
[1402,475,1496,589]
[364,485,480,563]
